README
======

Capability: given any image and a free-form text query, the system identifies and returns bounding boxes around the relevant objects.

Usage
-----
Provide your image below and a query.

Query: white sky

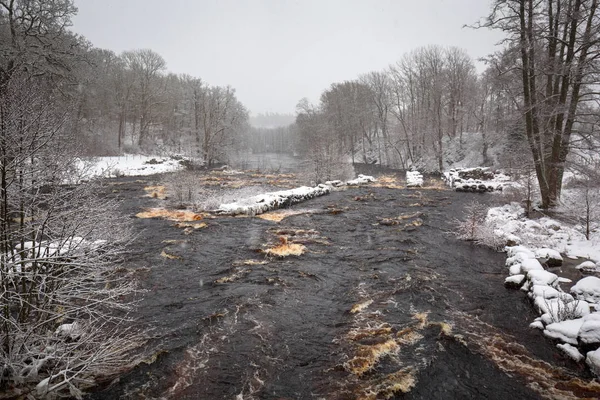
[71,0,504,116]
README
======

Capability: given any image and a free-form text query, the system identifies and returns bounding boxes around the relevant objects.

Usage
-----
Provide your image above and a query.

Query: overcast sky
[71,0,504,116]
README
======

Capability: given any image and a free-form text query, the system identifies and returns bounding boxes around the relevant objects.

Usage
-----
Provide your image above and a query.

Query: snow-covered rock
[406,171,423,187]
[571,277,600,304]
[530,285,560,300]
[534,248,563,267]
[578,313,600,345]
[576,261,599,273]
[534,295,587,324]
[544,318,585,345]
[521,259,546,274]
[526,269,557,287]
[346,174,376,185]
[325,180,344,187]
[505,274,525,288]
[506,250,536,267]
[509,263,522,275]
[557,343,584,362]
[586,348,600,376]
[506,245,536,258]
[530,320,545,329]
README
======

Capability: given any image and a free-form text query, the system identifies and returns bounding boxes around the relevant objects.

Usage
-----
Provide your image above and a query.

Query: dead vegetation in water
[371,175,404,189]
[144,185,167,199]
[378,212,424,231]
[350,299,374,314]
[262,236,306,257]
[161,250,182,260]
[335,288,458,399]
[360,368,417,400]
[269,228,331,245]
[174,221,207,230]
[214,268,251,284]
[378,212,424,227]
[233,259,269,266]
[197,170,299,189]
[344,339,400,376]
[136,208,206,222]
[257,208,317,222]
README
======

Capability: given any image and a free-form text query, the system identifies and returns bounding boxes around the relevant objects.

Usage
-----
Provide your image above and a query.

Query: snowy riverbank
[482,203,600,375]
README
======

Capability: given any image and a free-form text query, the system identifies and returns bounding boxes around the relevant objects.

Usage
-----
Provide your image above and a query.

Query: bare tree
[0,2,139,397]
[122,49,167,150]
[197,85,248,165]
[483,0,600,208]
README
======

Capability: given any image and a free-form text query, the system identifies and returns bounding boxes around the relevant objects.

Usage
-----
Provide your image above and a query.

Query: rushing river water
[88,167,599,400]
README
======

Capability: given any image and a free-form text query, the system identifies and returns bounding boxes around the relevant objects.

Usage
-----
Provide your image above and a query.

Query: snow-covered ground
[71,154,186,182]
[480,202,600,375]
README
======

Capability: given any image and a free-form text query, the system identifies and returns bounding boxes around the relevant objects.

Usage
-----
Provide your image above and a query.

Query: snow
[217,184,331,216]
[557,343,584,362]
[526,269,557,286]
[505,274,525,287]
[406,171,423,187]
[509,264,522,275]
[506,251,536,267]
[571,277,600,304]
[578,313,600,345]
[519,259,546,274]
[535,248,563,264]
[530,320,545,330]
[487,203,600,263]
[71,154,186,182]
[530,285,560,300]
[544,318,585,345]
[346,174,376,185]
[586,348,600,376]
[506,245,535,258]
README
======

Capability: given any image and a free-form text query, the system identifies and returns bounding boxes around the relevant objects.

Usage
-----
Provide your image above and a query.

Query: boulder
[535,248,563,267]
[571,276,600,304]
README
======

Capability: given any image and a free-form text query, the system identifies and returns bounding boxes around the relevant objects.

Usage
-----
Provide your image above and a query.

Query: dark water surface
[89,172,597,400]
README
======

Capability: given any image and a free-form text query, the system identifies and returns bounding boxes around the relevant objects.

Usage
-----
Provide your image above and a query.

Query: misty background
[71,0,504,118]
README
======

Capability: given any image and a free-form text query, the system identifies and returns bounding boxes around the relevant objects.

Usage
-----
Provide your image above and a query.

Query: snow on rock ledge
[217,184,331,216]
